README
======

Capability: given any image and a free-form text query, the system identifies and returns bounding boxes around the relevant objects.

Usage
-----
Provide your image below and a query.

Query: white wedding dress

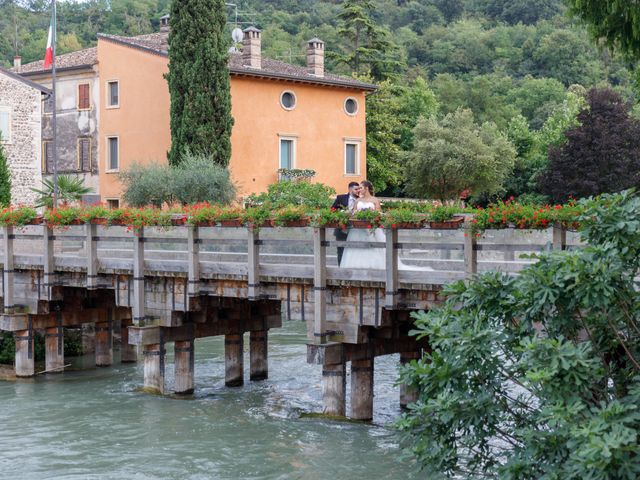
[340,201,432,271]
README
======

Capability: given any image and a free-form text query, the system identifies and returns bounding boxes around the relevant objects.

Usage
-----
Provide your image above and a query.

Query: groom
[332,181,360,266]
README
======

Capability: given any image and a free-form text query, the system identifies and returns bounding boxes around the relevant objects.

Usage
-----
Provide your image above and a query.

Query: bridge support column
[120,320,137,363]
[14,329,34,377]
[225,333,244,387]
[351,358,374,420]
[95,320,113,367]
[400,351,421,409]
[322,362,346,417]
[143,343,165,394]
[250,330,268,381]
[174,339,195,394]
[45,326,64,373]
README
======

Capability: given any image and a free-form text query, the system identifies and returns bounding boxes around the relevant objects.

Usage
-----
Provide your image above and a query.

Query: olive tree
[404,108,515,200]
[398,190,640,478]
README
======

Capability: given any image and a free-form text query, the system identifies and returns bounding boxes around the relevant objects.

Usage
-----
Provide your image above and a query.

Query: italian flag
[43,17,54,68]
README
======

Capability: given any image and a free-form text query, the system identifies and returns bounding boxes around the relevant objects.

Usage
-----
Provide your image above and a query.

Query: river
[0,321,421,479]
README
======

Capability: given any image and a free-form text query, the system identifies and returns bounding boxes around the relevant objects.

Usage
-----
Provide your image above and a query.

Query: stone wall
[0,74,43,205]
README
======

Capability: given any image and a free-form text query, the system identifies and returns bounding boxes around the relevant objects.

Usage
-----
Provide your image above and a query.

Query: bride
[340,181,432,271]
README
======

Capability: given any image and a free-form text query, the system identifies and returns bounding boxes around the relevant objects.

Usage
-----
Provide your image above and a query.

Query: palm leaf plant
[30,175,93,209]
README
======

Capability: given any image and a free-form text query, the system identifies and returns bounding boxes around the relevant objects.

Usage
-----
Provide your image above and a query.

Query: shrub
[120,162,173,208]
[246,181,335,209]
[31,175,92,208]
[171,151,236,205]
[0,140,11,207]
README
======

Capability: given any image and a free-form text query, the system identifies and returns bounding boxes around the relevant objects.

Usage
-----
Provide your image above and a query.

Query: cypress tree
[0,140,11,207]
[166,0,233,166]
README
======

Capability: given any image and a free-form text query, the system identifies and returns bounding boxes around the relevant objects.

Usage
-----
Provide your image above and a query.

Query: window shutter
[79,84,89,109]
[78,138,91,172]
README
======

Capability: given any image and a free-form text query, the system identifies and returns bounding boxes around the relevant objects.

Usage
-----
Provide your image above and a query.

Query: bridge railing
[0,223,582,328]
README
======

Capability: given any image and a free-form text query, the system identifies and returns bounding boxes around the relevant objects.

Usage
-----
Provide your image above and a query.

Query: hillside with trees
[1,0,638,200]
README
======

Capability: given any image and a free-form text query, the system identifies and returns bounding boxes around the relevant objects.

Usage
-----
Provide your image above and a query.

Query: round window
[280,91,296,110]
[344,97,358,115]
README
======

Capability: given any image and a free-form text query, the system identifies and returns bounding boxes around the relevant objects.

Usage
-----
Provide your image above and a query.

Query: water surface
[0,321,420,479]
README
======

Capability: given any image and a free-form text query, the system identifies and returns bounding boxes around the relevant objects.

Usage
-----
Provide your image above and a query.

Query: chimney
[306,38,324,77]
[13,56,22,73]
[160,14,170,33]
[242,27,262,69]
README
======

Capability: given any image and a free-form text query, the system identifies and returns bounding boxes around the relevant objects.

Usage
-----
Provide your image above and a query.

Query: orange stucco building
[96,23,376,204]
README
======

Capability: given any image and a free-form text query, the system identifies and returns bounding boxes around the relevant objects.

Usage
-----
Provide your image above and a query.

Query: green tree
[0,139,11,207]
[568,0,640,58]
[166,0,233,166]
[399,190,640,477]
[332,0,403,80]
[404,109,516,200]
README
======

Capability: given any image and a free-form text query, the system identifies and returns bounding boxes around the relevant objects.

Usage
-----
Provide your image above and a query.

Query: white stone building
[0,67,48,205]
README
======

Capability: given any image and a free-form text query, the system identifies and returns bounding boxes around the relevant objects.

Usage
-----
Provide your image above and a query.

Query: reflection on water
[0,321,420,480]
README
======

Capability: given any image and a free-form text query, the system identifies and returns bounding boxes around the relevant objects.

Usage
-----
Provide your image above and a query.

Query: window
[106,198,120,209]
[77,83,90,110]
[107,81,119,108]
[344,97,358,116]
[107,137,119,172]
[345,142,359,175]
[42,141,53,173]
[77,137,92,172]
[0,108,10,143]
[279,138,295,169]
[280,91,296,110]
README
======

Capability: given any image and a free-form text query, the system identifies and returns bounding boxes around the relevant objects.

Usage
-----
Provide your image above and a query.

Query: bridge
[0,221,574,419]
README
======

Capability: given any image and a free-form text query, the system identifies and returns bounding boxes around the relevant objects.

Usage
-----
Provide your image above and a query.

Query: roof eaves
[20,64,96,77]
[97,33,168,58]
[0,67,52,94]
[229,68,377,91]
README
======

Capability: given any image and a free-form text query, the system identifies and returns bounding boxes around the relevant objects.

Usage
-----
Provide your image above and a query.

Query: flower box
[392,221,424,229]
[350,219,375,229]
[170,215,187,226]
[89,217,108,226]
[428,216,464,229]
[29,216,44,226]
[219,219,243,227]
[279,218,309,228]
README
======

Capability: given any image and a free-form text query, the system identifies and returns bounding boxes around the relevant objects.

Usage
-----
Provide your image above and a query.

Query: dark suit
[332,194,351,266]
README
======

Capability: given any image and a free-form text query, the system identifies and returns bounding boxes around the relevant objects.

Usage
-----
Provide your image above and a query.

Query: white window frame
[278,135,297,170]
[105,80,120,109]
[106,136,119,173]
[344,140,361,176]
[0,107,12,144]
[344,97,359,116]
[279,90,297,111]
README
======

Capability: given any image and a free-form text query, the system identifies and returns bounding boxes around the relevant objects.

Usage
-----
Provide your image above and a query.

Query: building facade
[0,67,48,204]
[18,22,375,205]
[16,49,101,195]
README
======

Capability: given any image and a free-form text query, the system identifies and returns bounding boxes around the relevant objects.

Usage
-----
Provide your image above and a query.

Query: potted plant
[381,209,424,229]
[215,206,244,227]
[243,206,274,228]
[0,206,39,227]
[185,203,216,227]
[310,208,350,230]
[44,206,84,227]
[273,205,309,227]
[80,205,110,225]
[350,209,382,229]
[428,206,465,229]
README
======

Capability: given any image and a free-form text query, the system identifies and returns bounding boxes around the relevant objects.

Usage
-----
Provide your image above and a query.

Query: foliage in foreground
[0,139,11,207]
[398,189,640,478]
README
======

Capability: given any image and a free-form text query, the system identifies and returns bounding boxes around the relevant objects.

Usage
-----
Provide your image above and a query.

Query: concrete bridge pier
[351,358,374,420]
[174,338,195,394]
[45,325,65,374]
[95,318,113,367]
[322,362,346,417]
[399,351,421,409]
[249,330,268,381]
[143,342,166,394]
[120,319,137,363]
[225,333,244,387]
[14,328,34,377]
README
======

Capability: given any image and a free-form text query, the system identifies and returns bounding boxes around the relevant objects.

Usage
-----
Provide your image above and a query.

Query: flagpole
[51,0,58,208]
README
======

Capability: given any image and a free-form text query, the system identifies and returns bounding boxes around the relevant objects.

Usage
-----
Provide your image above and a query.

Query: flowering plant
[44,206,84,227]
[309,208,350,229]
[0,206,38,227]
